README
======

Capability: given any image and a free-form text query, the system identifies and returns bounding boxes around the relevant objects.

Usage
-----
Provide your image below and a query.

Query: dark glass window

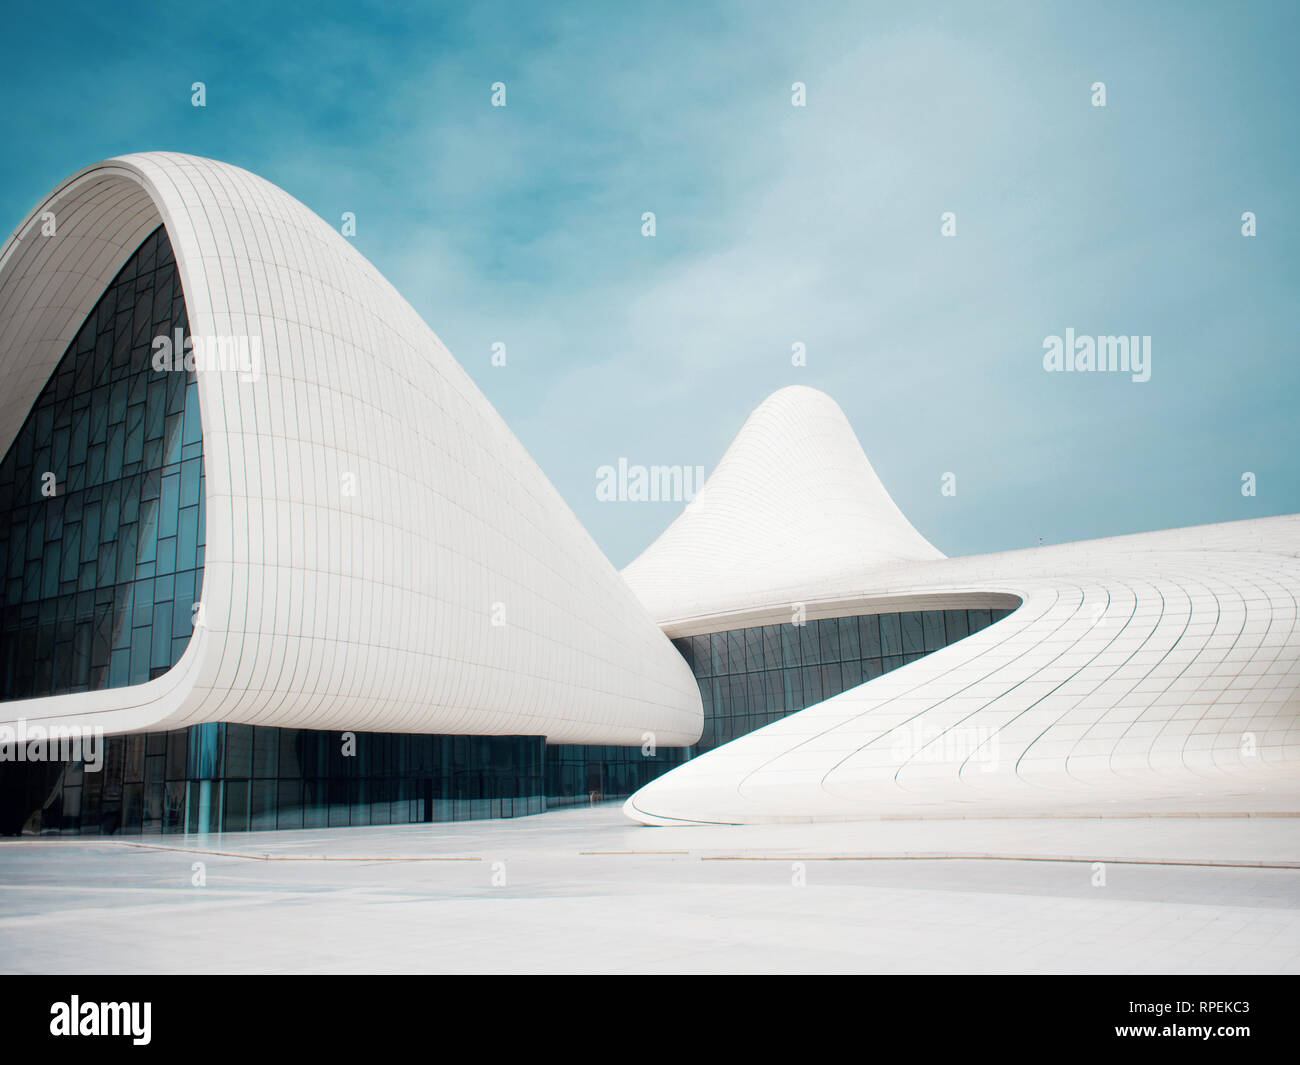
[224,724,253,778]
[901,612,925,654]
[727,673,746,716]
[761,625,782,669]
[802,665,823,705]
[672,636,694,673]
[841,658,863,688]
[780,624,800,668]
[223,780,250,832]
[945,610,970,642]
[820,663,841,696]
[818,618,842,663]
[709,632,726,675]
[762,670,784,715]
[922,612,946,651]
[745,673,764,727]
[785,667,803,707]
[879,613,903,657]
[799,622,821,665]
[253,729,279,779]
[691,635,710,676]
[727,630,745,673]
[838,616,861,661]
[0,226,203,701]
[859,614,882,658]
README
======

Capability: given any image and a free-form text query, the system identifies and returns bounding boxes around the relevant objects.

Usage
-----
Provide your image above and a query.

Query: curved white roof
[621,385,944,627]
[624,390,1300,823]
[0,152,702,745]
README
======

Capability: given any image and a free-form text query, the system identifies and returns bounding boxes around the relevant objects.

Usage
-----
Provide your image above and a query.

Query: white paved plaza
[1,806,1297,974]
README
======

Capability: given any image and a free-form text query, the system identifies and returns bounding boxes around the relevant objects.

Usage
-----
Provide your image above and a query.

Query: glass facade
[0,725,546,835]
[0,225,204,699]
[545,743,688,808]
[672,607,1015,751]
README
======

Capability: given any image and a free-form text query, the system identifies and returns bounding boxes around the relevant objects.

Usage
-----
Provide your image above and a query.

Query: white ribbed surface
[622,385,944,625]
[624,391,1300,823]
[0,153,701,745]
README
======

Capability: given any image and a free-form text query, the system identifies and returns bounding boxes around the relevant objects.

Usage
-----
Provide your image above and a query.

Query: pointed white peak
[622,386,944,624]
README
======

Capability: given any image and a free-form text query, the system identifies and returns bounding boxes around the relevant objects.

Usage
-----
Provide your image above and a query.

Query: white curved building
[2,154,1295,837]
[0,153,699,834]
[623,387,1300,824]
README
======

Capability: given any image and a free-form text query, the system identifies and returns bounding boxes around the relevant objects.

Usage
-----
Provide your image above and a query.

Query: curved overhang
[660,589,1024,639]
[627,513,1300,824]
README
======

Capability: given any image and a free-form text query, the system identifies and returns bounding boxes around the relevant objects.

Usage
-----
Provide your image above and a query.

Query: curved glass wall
[0,725,547,836]
[545,743,687,808]
[0,225,204,700]
[672,607,1015,750]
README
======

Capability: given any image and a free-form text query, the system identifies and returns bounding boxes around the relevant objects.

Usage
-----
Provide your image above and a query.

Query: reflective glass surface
[673,607,1015,750]
[544,743,686,808]
[0,226,204,700]
[0,725,546,835]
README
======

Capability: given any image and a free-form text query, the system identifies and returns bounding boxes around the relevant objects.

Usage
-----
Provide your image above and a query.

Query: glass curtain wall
[0,225,204,700]
[673,607,1015,750]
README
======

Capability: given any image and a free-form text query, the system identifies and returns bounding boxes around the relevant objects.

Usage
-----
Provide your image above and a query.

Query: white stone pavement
[0,805,1297,974]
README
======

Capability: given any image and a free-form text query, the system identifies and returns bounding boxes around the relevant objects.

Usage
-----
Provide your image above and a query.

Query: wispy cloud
[1,0,1295,565]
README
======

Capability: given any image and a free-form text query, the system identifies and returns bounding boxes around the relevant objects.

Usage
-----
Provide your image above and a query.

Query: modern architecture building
[621,387,1300,824]
[0,153,699,833]
[1,153,1296,836]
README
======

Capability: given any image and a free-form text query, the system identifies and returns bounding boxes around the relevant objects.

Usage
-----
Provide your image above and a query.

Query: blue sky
[2,0,1296,565]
